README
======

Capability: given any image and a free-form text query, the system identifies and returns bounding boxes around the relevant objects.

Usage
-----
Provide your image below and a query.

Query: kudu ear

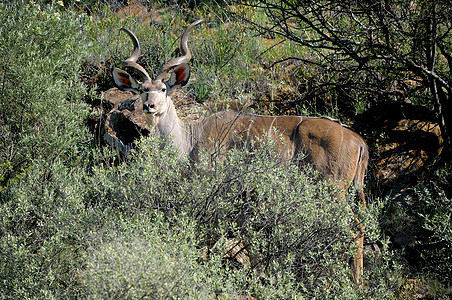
[167,63,190,90]
[113,68,140,93]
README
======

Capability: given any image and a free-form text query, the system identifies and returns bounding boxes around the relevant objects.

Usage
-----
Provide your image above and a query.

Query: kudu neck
[154,96,194,155]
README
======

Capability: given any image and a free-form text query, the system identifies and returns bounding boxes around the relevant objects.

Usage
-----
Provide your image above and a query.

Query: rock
[224,238,251,268]
[101,88,150,153]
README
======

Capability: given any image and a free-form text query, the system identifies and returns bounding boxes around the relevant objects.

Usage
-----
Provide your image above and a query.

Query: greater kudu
[112,19,368,284]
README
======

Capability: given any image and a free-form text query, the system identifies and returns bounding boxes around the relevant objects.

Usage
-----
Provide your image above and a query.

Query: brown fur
[198,112,368,195]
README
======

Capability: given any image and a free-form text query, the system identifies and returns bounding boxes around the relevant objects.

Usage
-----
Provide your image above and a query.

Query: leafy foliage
[414,163,452,284]
[0,1,92,187]
[81,214,215,299]
[85,136,397,299]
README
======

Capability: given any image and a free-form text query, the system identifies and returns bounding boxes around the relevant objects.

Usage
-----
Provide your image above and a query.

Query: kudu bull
[112,19,368,284]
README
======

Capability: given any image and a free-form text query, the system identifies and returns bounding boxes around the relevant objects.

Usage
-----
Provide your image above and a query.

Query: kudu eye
[161,88,166,93]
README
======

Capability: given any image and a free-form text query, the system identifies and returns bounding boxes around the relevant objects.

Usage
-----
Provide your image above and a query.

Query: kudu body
[112,19,368,284]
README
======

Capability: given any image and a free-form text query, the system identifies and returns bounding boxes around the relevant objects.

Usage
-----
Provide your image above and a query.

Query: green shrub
[415,164,452,285]
[81,213,216,299]
[0,1,97,298]
[0,1,92,187]
[0,160,92,298]
[89,135,398,298]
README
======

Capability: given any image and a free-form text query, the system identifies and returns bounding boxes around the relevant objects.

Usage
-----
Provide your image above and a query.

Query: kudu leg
[351,221,365,285]
[339,189,365,285]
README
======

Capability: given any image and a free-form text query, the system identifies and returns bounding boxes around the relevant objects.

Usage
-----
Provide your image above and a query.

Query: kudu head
[113,19,205,121]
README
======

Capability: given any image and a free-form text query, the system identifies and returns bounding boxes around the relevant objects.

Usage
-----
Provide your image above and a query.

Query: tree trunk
[435,83,452,161]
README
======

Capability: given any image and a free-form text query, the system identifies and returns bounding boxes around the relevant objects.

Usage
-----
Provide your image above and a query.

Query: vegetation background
[0,0,450,299]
